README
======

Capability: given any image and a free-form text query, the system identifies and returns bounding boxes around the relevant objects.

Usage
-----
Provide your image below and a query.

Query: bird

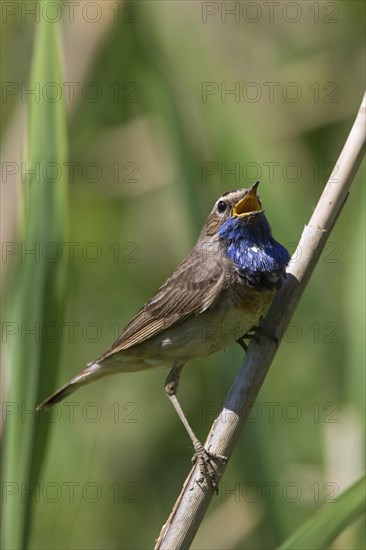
[37,182,290,490]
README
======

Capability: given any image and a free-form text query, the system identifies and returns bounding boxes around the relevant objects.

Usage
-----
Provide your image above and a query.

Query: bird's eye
[217,201,227,213]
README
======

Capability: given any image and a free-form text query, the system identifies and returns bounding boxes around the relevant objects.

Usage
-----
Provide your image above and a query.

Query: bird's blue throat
[218,214,290,290]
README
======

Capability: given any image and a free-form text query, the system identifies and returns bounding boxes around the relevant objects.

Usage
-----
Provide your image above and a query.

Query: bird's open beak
[232,181,263,217]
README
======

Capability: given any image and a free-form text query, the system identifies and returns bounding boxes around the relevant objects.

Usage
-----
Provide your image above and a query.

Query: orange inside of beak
[233,188,262,217]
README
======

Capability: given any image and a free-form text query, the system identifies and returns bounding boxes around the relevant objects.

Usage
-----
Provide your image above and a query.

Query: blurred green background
[1,1,365,549]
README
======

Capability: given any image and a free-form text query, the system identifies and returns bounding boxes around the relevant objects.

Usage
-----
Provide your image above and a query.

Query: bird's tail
[36,362,105,410]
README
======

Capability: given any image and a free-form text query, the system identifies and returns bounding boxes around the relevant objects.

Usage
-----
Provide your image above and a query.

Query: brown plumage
[37,183,290,491]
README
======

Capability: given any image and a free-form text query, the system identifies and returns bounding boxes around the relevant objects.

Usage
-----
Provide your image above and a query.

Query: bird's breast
[231,280,275,318]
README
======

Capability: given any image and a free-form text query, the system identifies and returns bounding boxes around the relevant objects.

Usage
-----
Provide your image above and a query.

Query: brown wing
[100,248,227,358]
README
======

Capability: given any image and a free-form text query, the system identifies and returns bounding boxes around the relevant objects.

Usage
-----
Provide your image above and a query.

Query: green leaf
[1,6,68,549]
[278,476,366,550]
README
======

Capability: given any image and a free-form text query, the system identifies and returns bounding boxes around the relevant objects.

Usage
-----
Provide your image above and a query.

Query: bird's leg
[165,365,227,493]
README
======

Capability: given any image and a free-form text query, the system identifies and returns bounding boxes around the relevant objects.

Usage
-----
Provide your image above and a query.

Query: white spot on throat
[250,245,259,253]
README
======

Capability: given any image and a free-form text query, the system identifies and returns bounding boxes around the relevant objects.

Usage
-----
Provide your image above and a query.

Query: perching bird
[38,182,290,489]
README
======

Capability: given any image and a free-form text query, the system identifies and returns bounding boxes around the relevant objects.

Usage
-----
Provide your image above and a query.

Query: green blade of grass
[278,475,366,550]
[1,7,68,549]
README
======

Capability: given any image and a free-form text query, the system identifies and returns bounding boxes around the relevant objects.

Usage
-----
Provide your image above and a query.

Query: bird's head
[202,181,265,237]
[200,182,290,289]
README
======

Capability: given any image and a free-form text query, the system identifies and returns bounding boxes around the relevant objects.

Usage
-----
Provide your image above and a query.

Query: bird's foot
[236,325,260,351]
[192,442,227,494]
[237,322,278,352]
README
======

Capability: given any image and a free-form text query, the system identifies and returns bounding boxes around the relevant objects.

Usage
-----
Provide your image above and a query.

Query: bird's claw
[191,443,227,494]
[236,325,260,351]
[237,323,278,351]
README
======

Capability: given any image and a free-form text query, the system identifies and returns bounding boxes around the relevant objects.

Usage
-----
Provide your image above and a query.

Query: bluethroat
[38,182,290,490]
